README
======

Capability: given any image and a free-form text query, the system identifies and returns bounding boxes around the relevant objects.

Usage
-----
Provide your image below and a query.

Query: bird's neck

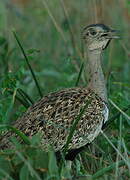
[86,49,107,102]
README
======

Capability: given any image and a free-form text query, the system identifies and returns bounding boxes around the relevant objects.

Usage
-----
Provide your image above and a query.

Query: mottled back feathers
[0,88,107,151]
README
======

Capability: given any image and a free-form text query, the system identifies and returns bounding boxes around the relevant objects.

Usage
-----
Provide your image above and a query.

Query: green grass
[0,0,130,179]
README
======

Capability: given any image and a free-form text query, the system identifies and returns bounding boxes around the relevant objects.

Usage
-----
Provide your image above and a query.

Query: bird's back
[0,88,107,151]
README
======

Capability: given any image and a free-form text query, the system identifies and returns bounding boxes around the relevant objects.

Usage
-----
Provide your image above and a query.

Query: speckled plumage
[0,88,107,151]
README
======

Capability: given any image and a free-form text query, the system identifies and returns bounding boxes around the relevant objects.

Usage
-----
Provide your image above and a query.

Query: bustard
[0,24,119,160]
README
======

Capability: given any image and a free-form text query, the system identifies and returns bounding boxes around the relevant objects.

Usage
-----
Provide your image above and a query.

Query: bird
[0,24,119,161]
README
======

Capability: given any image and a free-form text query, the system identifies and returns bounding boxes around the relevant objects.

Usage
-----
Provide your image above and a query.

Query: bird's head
[82,24,119,51]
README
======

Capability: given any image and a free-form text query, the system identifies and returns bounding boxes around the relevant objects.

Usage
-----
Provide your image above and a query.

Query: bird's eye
[89,29,98,36]
[86,32,89,36]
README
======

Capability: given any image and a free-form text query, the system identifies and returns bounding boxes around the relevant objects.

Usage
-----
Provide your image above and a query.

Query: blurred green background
[0,0,130,179]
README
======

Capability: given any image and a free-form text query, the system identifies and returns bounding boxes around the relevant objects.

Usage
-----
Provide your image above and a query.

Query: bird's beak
[107,29,120,39]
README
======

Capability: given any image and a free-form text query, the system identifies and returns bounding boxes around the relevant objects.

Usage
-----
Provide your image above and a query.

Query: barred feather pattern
[0,88,108,151]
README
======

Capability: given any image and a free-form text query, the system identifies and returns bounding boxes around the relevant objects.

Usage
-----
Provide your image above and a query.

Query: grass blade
[92,160,125,179]
[109,99,130,120]
[17,88,34,105]
[101,130,130,169]
[15,150,42,180]
[13,30,43,98]
[48,150,59,179]
[60,0,76,50]
[15,88,31,107]
[103,104,130,130]
[42,0,66,42]
[0,169,14,180]
[75,62,84,87]
[0,125,31,145]
[63,99,91,154]
[8,89,30,108]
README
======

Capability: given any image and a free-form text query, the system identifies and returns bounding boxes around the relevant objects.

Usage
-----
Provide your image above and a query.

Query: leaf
[48,150,59,179]
[20,164,29,180]
[34,150,48,171]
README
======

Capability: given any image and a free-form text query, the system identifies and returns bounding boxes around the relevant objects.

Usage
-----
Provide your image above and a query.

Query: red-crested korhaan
[0,24,119,160]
